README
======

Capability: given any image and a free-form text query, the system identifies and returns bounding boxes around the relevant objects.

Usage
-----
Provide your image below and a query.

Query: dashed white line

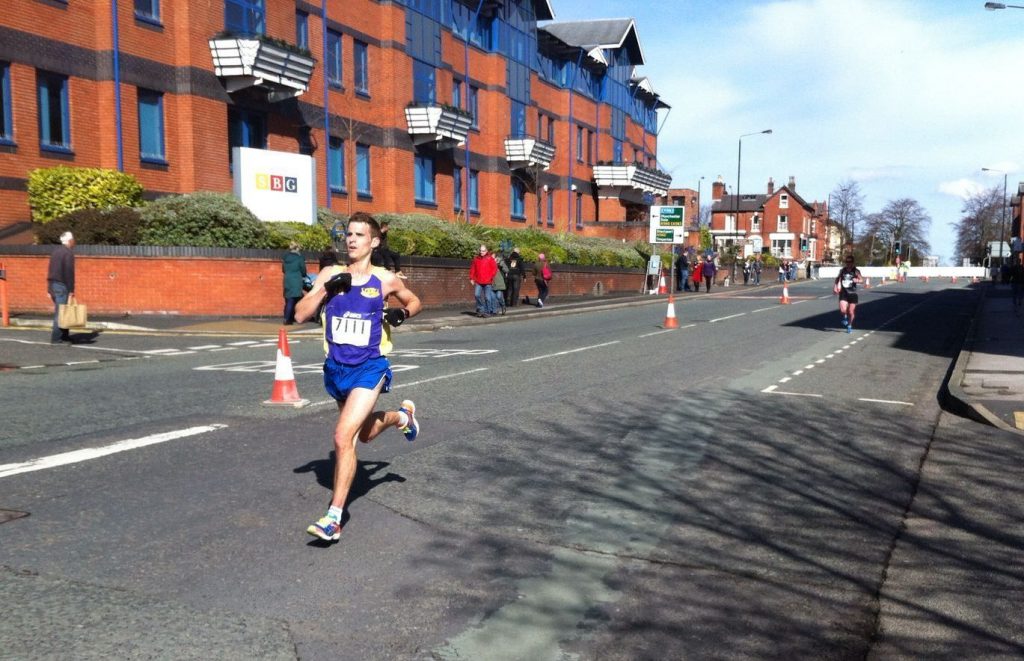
[793,370,804,376]
[521,340,621,363]
[751,306,775,314]
[188,345,221,350]
[710,313,746,323]
[0,424,229,479]
[804,364,815,369]
[859,398,914,406]
[779,377,791,383]
[765,390,823,398]
[816,359,826,364]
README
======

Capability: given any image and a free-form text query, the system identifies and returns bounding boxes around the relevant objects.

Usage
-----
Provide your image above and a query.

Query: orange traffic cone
[780,282,792,304]
[864,277,871,289]
[972,276,979,283]
[663,294,679,328]
[951,275,957,283]
[263,328,309,408]
[657,270,668,295]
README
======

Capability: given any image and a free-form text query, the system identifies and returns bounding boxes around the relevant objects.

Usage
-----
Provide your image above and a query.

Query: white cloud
[938,178,984,199]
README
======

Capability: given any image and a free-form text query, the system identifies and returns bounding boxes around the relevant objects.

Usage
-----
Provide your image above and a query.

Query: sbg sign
[255,173,299,193]
[233,146,317,224]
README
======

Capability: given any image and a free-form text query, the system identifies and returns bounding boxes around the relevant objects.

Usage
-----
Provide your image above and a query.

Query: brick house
[709,175,827,264]
[0,0,670,244]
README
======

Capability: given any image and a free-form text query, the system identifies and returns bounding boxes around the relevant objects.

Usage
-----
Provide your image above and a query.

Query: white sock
[327,506,343,522]
[397,411,410,428]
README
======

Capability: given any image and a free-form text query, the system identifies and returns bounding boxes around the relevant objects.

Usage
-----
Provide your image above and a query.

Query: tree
[952,186,1002,265]
[858,198,931,265]
[829,179,864,246]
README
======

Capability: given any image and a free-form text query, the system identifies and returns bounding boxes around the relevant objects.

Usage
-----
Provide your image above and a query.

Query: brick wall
[0,252,644,317]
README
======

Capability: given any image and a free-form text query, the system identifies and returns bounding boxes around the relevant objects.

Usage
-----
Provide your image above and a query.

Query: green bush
[35,207,143,245]
[28,166,144,223]
[138,192,273,248]
[264,221,331,250]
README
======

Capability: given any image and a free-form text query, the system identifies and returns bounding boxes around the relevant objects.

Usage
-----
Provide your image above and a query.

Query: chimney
[788,176,796,191]
[766,177,774,196]
[712,175,726,201]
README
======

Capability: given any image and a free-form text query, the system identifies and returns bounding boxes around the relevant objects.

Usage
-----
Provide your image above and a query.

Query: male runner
[295,212,422,542]
[833,255,862,334]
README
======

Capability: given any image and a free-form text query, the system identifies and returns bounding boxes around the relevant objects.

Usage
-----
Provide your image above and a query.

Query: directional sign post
[649,206,686,244]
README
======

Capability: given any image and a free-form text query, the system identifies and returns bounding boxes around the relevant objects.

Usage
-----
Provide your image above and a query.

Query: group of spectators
[674,252,719,293]
[469,245,551,317]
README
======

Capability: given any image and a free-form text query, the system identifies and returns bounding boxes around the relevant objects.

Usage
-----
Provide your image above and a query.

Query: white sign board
[649,206,687,244]
[989,241,1011,258]
[233,147,317,224]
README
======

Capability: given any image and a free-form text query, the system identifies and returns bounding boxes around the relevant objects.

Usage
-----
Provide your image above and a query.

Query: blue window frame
[469,169,479,212]
[412,60,435,104]
[0,62,12,144]
[454,165,462,211]
[613,139,622,162]
[37,71,70,151]
[356,143,371,195]
[510,101,526,137]
[546,189,553,226]
[414,154,435,203]
[469,85,479,128]
[576,125,583,161]
[225,0,264,35]
[137,88,165,162]
[354,40,368,95]
[327,30,342,88]
[452,78,462,109]
[134,0,159,22]
[228,107,265,168]
[295,11,308,51]
[328,137,344,192]
[576,192,583,227]
[511,180,525,219]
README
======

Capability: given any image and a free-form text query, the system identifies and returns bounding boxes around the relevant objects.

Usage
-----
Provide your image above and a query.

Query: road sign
[649,206,687,243]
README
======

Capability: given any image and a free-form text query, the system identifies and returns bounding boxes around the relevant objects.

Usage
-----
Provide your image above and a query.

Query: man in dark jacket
[504,248,526,307]
[47,231,75,343]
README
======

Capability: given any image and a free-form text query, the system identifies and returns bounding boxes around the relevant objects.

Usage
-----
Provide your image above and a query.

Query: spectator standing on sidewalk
[282,242,307,325]
[753,256,762,285]
[504,247,526,307]
[469,244,499,317]
[296,212,422,543]
[677,251,690,292]
[692,258,703,292]
[47,231,76,344]
[702,255,717,293]
[529,253,552,307]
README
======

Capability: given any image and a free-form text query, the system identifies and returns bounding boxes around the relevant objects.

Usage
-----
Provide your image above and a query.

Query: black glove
[383,307,409,327]
[324,272,352,297]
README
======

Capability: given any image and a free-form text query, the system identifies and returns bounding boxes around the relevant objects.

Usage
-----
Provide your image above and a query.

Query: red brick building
[709,175,827,264]
[0,0,670,243]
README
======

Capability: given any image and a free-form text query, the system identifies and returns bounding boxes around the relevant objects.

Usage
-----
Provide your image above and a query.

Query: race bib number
[330,315,371,346]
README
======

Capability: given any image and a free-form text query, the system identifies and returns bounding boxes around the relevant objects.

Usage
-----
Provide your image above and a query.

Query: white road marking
[792,370,804,376]
[779,377,791,383]
[0,424,228,479]
[307,367,491,407]
[521,341,621,363]
[638,324,696,338]
[65,360,100,366]
[765,390,823,398]
[188,345,221,350]
[228,340,260,346]
[761,385,777,393]
[858,398,914,406]
[710,313,746,323]
[816,359,826,364]
[751,307,775,313]
[804,364,815,369]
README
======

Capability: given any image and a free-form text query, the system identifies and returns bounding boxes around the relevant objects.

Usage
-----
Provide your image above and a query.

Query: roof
[714,194,769,213]
[533,0,555,21]
[630,75,670,109]
[540,18,644,65]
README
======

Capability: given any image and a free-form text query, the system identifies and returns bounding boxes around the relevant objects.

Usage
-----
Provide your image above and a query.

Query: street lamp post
[982,167,1008,266]
[985,2,1024,9]
[735,129,772,279]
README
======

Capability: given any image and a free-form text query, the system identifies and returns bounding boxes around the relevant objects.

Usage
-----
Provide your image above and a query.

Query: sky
[546,0,1024,265]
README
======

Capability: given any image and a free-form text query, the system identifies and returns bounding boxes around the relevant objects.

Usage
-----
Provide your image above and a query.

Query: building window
[780,193,789,209]
[412,60,435,104]
[0,62,12,144]
[137,88,165,162]
[295,11,308,51]
[546,188,553,226]
[354,40,369,95]
[724,214,736,232]
[576,192,583,227]
[536,113,543,140]
[751,215,761,232]
[613,139,622,162]
[469,85,479,128]
[414,154,434,203]
[326,30,342,88]
[228,107,265,167]
[469,169,479,212]
[547,116,555,143]
[356,143,371,196]
[510,100,526,137]
[452,78,462,108]
[454,165,462,211]
[576,125,583,161]
[587,130,594,164]
[225,0,264,35]
[772,238,793,258]
[37,71,70,151]
[778,214,788,231]
[134,0,160,22]
[511,179,525,218]
[328,137,344,192]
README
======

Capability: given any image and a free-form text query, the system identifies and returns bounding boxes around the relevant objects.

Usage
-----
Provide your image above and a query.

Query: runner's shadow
[294,453,406,505]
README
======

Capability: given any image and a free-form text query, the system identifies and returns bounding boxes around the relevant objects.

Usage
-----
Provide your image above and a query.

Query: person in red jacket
[469,244,499,317]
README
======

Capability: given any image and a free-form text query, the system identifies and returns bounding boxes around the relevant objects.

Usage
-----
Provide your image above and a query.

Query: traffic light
[894,240,902,255]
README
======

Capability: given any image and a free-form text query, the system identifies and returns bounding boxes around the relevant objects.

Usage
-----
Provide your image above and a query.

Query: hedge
[27,166,144,223]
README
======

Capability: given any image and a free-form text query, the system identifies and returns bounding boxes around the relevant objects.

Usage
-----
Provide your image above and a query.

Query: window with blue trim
[137,88,165,162]
[546,188,553,225]
[228,107,265,168]
[510,101,525,137]
[576,192,583,227]
[225,0,264,35]
[469,169,479,212]
[412,60,435,104]
[134,0,159,22]
[37,71,70,151]
[0,62,12,144]
[511,180,525,218]
[469,85,479,128]
[576,125,583,161]
[414,154,435,203]
[354,41,369,95]
[327,30,342,88]
[356,143,371,195]
[328,137,344,192]
[454,165,462,211]
[452,78,461,108]
[295,11,308,51]
[613,139,622,163]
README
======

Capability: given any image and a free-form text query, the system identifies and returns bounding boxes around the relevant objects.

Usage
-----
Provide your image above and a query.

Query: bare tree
[829,179,864,245]
[952,185,1002,265]
[857,198,931,265]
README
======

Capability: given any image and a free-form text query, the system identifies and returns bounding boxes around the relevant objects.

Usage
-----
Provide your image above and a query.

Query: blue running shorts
[323,355,393,402]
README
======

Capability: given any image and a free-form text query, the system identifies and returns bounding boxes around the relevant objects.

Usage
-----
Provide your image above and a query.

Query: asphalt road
[0,279,1014,660]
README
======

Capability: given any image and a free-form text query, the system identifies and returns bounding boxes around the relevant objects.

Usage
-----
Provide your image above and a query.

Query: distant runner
[833,255,862,334]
